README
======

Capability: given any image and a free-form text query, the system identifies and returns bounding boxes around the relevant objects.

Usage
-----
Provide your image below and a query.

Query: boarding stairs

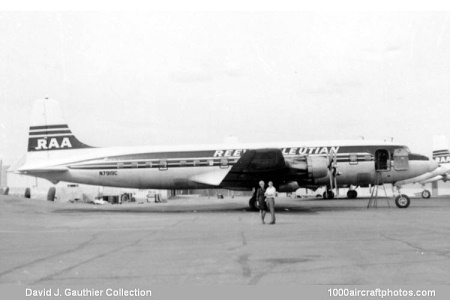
[367,171,390,208]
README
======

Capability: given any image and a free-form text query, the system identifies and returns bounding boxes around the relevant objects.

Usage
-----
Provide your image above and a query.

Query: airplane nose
[428,158,439,172]
[409,153,438,172]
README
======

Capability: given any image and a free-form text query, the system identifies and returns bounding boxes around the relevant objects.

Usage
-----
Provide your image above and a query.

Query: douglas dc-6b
[13,98,445,209]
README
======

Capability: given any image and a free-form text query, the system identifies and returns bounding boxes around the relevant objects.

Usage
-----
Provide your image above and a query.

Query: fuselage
[19,140,437,191]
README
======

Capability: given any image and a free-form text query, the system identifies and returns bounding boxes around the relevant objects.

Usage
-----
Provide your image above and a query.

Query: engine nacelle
[278,182,300,192]
[307,156,328,180]
[285,155,329,183]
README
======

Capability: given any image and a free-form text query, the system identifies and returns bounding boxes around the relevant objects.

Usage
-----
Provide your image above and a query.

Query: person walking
[256,180,267,224]
[264,181,277,224]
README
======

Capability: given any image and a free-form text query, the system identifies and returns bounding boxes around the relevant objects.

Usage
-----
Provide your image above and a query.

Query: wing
[220,148,329,190]
[219,148,287,188]
[188,148,287,188]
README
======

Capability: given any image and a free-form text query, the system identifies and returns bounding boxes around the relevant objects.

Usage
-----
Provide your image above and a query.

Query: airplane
[413,135,450,198]
[12,98,443,209]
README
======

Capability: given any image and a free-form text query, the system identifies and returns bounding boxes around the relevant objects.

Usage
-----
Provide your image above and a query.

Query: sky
[1,8,450,165]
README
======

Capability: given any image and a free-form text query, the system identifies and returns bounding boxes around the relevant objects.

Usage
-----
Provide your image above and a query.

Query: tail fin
[432,135,450,164]
[27,98,94,153]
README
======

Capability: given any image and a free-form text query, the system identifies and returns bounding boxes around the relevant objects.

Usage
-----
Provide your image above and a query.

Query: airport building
[0,161,7,187]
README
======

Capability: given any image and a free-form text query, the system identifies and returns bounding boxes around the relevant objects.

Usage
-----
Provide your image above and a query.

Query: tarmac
[1,194,450,293]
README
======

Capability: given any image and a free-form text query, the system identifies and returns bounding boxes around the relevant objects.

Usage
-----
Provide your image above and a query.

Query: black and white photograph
[1,1,450,299]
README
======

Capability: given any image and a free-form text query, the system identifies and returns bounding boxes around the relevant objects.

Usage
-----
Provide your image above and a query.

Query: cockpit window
[393,148,409,171]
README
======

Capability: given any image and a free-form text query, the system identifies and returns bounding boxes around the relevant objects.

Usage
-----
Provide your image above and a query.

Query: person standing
[256,181,267,224]
[264,181,277,224]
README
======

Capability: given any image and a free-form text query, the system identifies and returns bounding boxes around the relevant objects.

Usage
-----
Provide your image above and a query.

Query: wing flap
[189,169,231,186]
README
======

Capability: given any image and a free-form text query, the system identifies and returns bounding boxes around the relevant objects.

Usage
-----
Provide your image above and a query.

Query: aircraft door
[393,148,409,171]
[375,149,390,171]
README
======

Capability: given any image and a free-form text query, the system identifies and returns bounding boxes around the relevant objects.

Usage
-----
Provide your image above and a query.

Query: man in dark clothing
[256,180,267,224]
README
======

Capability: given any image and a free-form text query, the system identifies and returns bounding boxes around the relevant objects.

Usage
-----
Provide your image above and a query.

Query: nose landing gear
[392,185,411,208]
[394,194,411,208]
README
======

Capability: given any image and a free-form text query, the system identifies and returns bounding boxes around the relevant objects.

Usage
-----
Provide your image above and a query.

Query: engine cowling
[285,155,329,182]
[278,181,300,192]
[307,156,328,180]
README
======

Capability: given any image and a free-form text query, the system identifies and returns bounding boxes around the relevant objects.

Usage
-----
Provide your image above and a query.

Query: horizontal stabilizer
[17,166,69,174]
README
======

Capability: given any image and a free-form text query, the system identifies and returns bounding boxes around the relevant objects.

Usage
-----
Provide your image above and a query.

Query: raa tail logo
[35,137,73,150]
[434,155,450,164]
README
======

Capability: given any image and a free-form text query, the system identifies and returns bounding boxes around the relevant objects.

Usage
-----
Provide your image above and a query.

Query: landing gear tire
[121,194,130,203]
[421,190,431,199]
[323,190,335,199]
[395,194,410,208]
[347,190,358,199]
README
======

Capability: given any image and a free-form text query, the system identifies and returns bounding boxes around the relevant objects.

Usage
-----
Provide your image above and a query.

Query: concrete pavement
[1,194,450,287]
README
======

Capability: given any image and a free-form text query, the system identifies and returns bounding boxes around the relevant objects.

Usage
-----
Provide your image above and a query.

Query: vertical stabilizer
[432,135,450,164]
[27,98,93,153]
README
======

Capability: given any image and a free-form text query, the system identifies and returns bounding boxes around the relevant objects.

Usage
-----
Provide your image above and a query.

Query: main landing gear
[323,186,358,200]
[323,190,335,199]
[346,189,358,199]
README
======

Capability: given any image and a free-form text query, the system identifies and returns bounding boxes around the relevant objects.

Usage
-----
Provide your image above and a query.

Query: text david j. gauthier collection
[26,288,152,297]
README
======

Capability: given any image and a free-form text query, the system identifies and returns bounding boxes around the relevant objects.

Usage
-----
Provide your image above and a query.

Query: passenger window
[220,158,229,168]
